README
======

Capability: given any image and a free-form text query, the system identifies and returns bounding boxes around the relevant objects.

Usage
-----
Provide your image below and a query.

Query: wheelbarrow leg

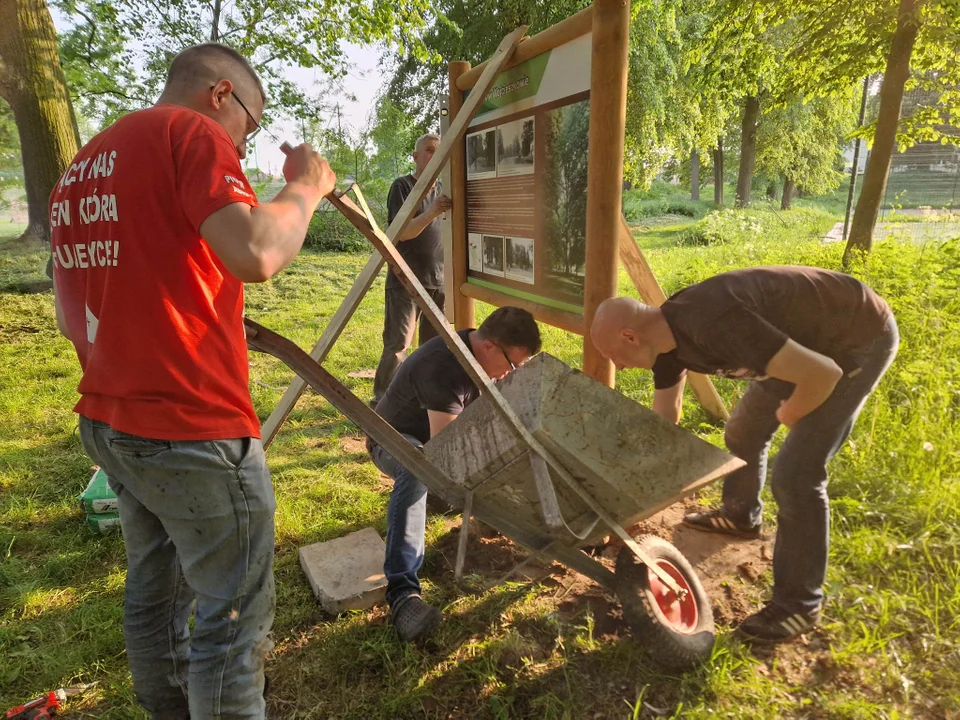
[454,490,474,581]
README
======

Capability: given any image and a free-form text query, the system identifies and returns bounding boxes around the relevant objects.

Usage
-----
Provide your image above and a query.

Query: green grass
[1,213,959,718]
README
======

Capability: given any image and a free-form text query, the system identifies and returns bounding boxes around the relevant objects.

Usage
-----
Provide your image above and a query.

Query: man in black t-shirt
[371,133,453,404]
[369,307,542,642]
[591,267,898,645]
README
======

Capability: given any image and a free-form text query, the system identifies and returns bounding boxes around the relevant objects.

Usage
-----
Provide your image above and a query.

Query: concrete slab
[299,527,387,614]
[424,353,744,546]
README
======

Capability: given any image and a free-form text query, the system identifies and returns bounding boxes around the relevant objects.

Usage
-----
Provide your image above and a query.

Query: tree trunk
[210,0,223,41]
[781,177,794,210]
[0,0,79,245]
[712,142,724,205]
[845,0,920,262]
[690,149,700,201]
[766,181,777,200]
[735,95,760,208]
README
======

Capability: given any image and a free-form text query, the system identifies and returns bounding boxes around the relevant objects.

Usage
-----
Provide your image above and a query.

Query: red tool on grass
[5,685,96,720]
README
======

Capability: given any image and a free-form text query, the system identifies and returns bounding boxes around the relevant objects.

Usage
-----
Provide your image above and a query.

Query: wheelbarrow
[245,319,744,671]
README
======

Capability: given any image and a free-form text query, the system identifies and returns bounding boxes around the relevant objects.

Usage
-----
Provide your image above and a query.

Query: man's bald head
[591,296,667,370]
[158,43,266,160]
[164,43,265,103]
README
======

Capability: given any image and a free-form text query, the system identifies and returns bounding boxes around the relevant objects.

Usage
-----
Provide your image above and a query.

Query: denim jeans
[368,434,428,608]
[372,287,446,403]
[720,316,899,614]
[79,416,275,720]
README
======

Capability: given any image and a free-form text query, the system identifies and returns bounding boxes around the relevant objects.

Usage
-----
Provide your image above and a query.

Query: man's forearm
[248,181,324,277]
[779,374,841,426]
[395,209,437,241]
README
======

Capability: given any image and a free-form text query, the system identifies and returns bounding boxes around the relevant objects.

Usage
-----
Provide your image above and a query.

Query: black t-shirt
[374,329,479,443]
[386,174,443,290]
[652,266,893,389]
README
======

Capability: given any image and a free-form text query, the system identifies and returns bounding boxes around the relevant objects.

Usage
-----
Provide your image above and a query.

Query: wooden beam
[582,0,631,387]
[448,60,474,330]
[456,6,594,91]
[260,186,387,449]
[385,27,528,251]
[617,214,730,421]
[460,282,584,335]
[439,98,455,323]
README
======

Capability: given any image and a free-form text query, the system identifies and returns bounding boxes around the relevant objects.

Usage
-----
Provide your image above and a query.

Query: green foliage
[755,90,860,196]
[622,183,715,221]
[0,101,22,206]
[303,210,372,253]
[678,204,836,245]
[54,0,434,127]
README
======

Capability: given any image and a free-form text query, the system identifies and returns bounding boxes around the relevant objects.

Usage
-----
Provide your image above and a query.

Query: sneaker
[682,509,761,539]
[391,594,441,643]
[737,603,821,644]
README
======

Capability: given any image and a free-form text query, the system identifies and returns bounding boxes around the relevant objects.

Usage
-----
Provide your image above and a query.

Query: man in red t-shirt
[50,43,335,720]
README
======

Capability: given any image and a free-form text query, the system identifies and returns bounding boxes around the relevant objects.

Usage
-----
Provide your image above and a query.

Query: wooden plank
[260,186,387,449]
[459,282,584,335]
[617,214,730,421]
[456,6,594,91]
[439,98,456,323]
[581,0,631,388]
[385,27,528,251]
[448,60,475,330]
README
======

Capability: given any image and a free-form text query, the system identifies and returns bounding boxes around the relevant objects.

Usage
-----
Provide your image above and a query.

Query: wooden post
[582,0,630,387]
[448,60,475,330]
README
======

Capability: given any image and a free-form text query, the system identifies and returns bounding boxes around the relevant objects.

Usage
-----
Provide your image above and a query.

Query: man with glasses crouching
[368,306,541,642]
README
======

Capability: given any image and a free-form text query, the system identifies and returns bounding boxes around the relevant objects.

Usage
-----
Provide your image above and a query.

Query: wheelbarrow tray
[424,353,744,546]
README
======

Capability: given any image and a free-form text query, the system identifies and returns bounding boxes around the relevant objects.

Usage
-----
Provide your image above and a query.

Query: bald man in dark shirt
[592,266,898,644]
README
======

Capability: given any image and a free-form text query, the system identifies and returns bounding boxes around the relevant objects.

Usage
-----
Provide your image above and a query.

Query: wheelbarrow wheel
[615,534,715,672]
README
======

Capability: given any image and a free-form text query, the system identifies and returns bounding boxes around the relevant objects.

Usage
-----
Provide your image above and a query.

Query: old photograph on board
[496,117,535,177]
[466,129,497,180]
[468,233,483,273]
[482,234,505,277]
[543,99,589,298]
[505,236,535,284]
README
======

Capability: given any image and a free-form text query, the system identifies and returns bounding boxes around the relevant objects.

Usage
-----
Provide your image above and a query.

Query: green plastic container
[78,467,118,514]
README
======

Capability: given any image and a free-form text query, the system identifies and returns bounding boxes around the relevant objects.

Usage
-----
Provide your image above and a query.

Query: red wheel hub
[647,559,698,634]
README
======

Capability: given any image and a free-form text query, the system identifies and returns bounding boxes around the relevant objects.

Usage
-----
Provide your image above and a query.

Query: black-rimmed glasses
[230,90,262,144]
[494,343,516,371]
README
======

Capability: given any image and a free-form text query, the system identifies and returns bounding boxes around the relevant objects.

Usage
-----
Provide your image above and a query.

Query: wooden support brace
[260,184,386,449]
[618,214,730,421]
[454,490,473,581]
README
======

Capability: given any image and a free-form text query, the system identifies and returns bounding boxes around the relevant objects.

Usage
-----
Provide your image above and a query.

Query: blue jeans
[79,417,275,720]
[368,434,428,608]
[720,316,899,614]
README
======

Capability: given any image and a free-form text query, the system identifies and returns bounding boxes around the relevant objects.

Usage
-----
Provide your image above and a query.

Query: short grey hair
[415,133,441,153]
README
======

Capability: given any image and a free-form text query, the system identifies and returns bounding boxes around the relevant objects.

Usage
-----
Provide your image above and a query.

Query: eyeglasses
[493,343,516,371]
[230,90,262,144]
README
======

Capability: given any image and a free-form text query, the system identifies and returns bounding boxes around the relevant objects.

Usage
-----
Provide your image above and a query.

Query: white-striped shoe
[682,509,761,539]
[737,603,821,644]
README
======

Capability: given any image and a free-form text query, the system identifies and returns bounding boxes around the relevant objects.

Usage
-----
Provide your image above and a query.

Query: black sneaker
[737,603,821,644]
[391,594,441,643]
[682,509,761,539]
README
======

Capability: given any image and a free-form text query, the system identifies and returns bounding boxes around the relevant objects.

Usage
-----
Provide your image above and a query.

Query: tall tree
[736,0,959,254]
[755,91,858,209]
[0,0,79,245]
[845,0,921,258]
